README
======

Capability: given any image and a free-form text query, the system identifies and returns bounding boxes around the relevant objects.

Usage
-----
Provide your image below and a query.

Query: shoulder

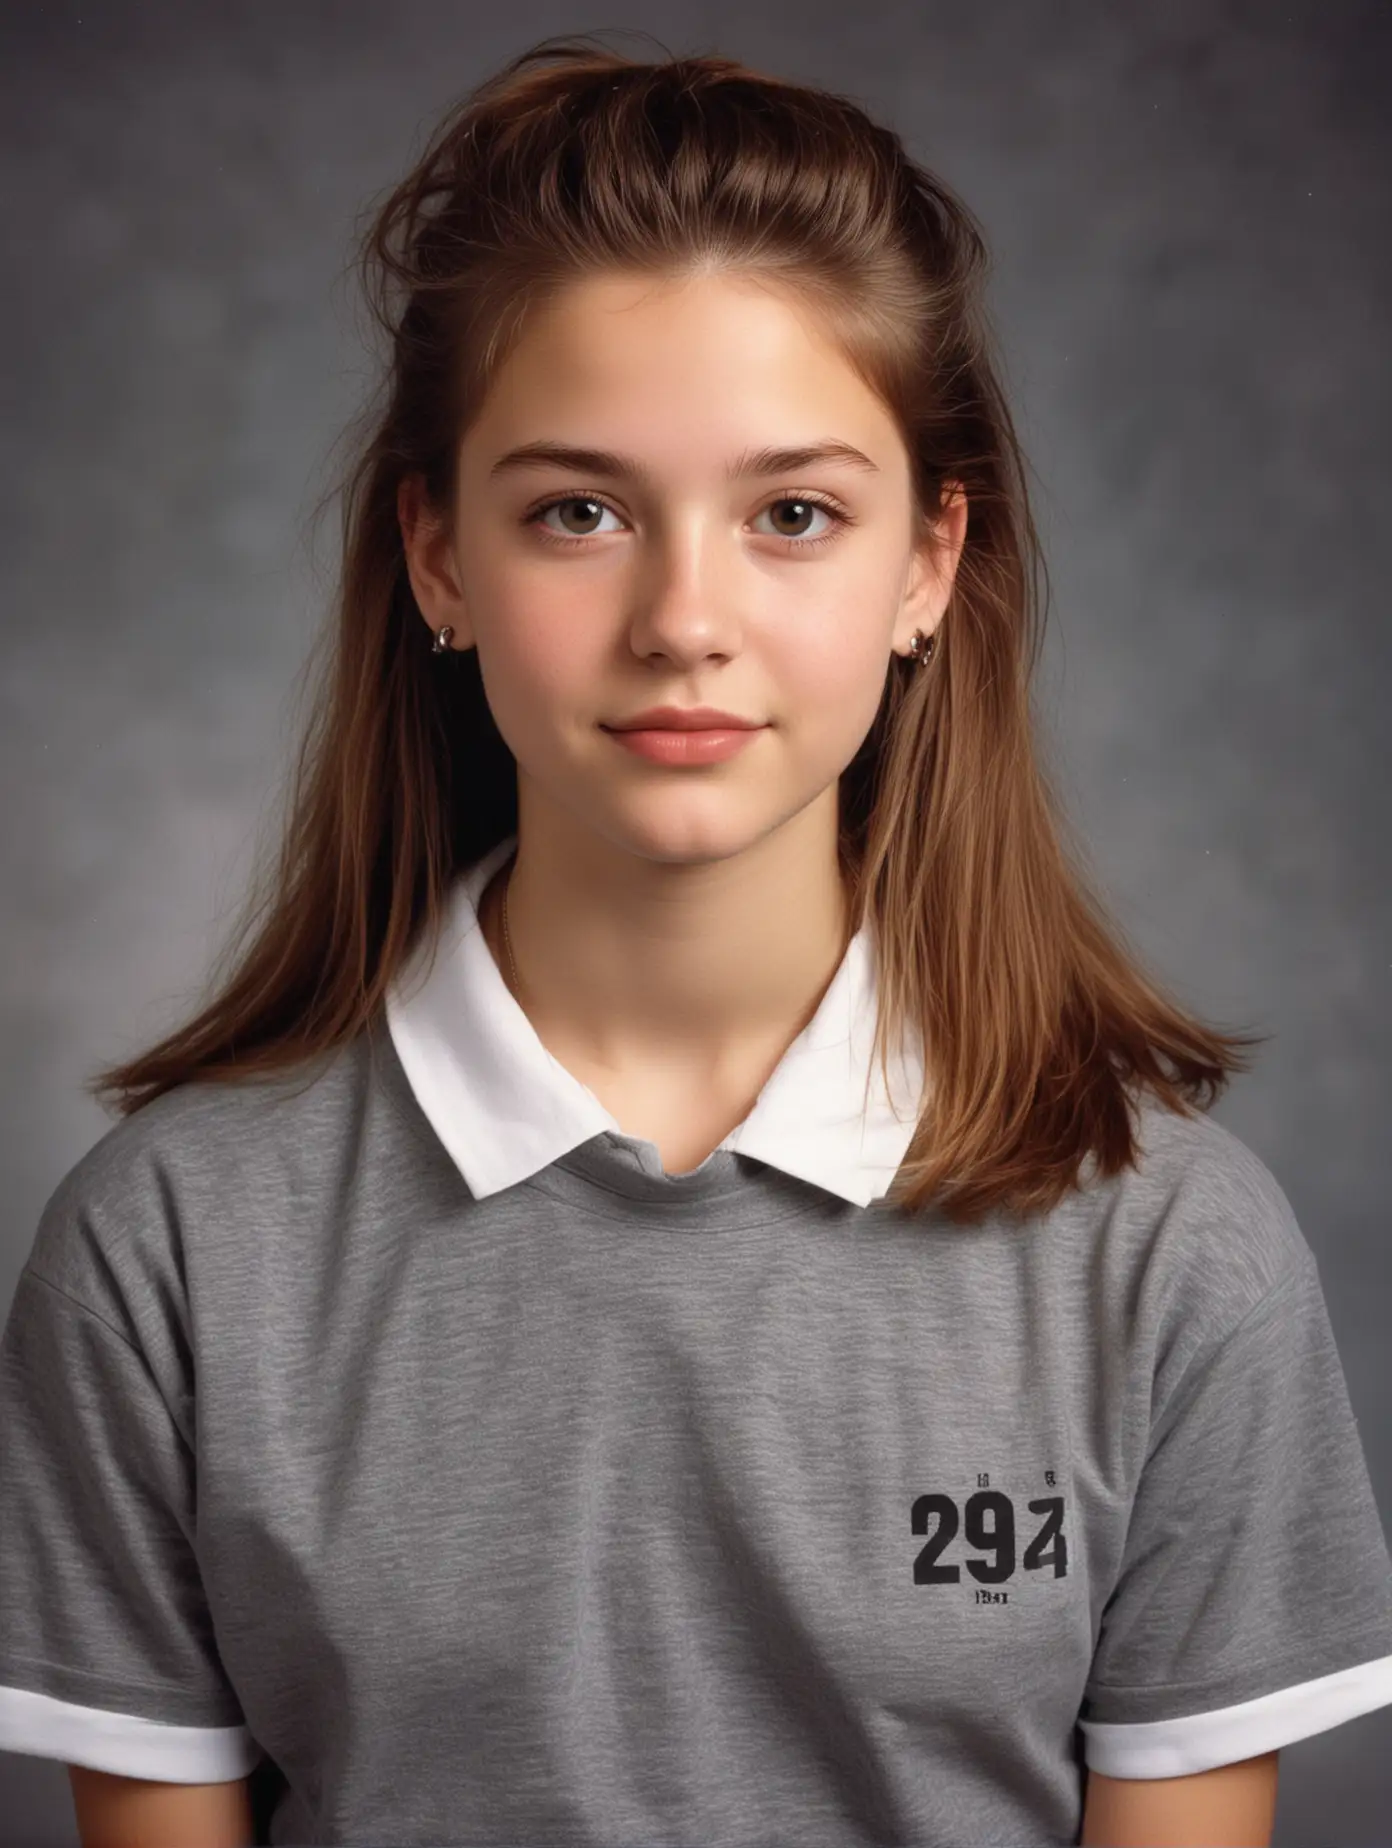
[1128,1093,1310,1284]
[1073,1093,1316,1381]
[26,1033,376,1336]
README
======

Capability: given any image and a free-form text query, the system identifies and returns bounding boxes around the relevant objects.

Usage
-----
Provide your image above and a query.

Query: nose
[623,522,744,664]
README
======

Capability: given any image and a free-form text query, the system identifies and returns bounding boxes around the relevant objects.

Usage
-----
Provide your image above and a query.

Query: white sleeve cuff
[1080,1651,1392,1777]
[0,1681,263,1782]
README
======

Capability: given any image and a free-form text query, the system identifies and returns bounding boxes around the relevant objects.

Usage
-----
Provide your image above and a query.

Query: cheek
[773,623,892,755]
[473,602,607,759]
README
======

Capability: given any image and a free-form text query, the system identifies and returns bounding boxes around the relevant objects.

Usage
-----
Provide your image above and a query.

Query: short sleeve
[1079,1251,1392,1777]
[0,1261,262,1781]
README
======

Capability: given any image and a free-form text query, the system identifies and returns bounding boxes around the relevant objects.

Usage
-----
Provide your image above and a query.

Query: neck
[480,787,852,1085]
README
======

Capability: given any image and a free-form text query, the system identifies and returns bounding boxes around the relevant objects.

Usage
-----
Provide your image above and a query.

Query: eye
[522,492,855,552]
[751,496,848,549]
[528,496,625,544]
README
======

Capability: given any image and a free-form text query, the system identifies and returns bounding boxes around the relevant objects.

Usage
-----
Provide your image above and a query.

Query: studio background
[2,1,1388,1842]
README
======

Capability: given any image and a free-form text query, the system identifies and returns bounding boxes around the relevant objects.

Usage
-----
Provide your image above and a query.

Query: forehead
[466,271,899,472]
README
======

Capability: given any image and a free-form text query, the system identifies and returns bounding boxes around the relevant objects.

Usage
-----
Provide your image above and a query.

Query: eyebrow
[487,440,881,483]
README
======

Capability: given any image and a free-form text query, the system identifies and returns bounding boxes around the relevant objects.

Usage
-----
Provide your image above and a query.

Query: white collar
[385,835,926,1207]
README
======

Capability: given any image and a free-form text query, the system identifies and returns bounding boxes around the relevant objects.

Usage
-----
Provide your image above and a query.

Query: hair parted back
[88,30,1265,1225]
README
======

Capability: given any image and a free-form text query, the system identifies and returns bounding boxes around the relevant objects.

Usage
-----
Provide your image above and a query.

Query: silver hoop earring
[432,624,454,654]
[907,629,935,665]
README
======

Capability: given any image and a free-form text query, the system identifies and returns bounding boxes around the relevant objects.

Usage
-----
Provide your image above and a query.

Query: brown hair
[87,31,1265,1224]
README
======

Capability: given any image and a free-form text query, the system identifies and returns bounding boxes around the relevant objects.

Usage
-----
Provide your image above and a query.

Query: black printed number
[1022,1496,1067,1578]
[911,1493,961,1582]
[911,1491,1067,1584]
[963,1490,1015,1582]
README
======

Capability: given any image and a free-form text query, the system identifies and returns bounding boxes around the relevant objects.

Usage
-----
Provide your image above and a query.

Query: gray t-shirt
[3,841,1391,1846]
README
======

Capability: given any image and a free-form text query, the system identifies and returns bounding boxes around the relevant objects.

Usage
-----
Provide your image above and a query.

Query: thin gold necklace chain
[500,863,520,994]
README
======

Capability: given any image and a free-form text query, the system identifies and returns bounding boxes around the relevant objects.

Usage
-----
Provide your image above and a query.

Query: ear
[896,480,967,653]
[397,473,477,650]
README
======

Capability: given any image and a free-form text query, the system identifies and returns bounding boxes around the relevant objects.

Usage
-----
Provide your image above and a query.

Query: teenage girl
[2,35,1390,1848]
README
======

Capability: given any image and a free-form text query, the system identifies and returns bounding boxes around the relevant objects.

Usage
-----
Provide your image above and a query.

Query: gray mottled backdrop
[2,1,1388,1842]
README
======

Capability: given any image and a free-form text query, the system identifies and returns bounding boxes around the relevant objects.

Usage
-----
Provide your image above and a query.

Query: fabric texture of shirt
[2,829,1391,1847]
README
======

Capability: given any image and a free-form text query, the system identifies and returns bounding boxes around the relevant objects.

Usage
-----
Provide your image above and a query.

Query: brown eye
[753,496,849,549]
[526,495,622,545]
[764,498,823,538]
[545,496,611,537]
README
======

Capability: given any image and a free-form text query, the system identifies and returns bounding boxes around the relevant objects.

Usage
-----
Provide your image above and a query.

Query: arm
[1080,1751,1278,1847]
[67,1766,255,1848]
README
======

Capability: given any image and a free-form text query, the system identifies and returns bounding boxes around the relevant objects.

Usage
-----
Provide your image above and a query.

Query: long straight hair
[87,34,1265,1224]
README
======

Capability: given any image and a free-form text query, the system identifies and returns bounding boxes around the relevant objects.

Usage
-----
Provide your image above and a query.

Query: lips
[603,709,763,732]
[604,724,763,765]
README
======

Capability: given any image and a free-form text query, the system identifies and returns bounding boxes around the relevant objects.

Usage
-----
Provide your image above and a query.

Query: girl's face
[404,270,965,868]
